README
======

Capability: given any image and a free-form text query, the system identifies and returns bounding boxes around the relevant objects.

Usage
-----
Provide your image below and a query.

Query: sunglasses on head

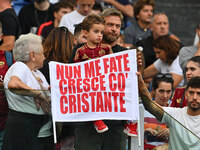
[156,73,172,79]
[60,26,68,35]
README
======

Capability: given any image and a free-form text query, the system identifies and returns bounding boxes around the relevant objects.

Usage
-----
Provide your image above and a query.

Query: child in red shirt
[74,14,137,137]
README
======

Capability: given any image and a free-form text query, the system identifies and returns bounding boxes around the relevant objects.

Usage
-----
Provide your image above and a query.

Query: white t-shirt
[59,10,86,35]
[4,62,52,137]
[154,56,184,87]
[162,107,200,149]
[4,62,50,114]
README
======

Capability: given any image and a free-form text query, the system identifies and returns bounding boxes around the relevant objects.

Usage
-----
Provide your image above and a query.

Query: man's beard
[188,101,200,111]
[103,32,119,44]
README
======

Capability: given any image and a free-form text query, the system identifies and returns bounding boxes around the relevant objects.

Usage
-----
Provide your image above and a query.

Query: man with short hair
[138,73,200,149]
[59,0,95,34]
[136,12,180,68]
[69,8,142,150]
[124,0,154,48]
[37,1,74,39]
[69,8,125,63]
[74,23,87,46]
[171,56,200,108]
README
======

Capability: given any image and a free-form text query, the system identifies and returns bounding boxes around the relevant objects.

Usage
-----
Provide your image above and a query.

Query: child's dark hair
[82,14,105,31]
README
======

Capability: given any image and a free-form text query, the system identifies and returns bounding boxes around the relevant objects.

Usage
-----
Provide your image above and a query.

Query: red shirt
[170,87,187,108]
[74,43,112,62]
[0,50,9,130]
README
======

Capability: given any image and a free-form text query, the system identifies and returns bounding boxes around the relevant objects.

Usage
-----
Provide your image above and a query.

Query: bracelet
[34,92,42,98]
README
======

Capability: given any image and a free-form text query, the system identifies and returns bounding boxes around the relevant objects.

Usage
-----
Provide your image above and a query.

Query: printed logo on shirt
[37,76,43,84]
[176,98,181,103]
[0,61,5,69]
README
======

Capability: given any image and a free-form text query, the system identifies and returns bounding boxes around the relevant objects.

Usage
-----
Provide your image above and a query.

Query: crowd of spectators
[0,0,200,150]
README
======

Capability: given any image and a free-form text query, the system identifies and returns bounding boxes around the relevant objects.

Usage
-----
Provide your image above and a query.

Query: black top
[18,3,54,34]
[136,35,155,68]
[40,21,54,39]
[0,8,20,40]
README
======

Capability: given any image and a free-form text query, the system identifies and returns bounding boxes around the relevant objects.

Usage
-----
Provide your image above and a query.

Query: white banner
[49,49,139,122]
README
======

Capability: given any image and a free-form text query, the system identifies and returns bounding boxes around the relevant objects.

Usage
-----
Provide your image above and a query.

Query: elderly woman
[2,33,52,150]
[143,35,183,88]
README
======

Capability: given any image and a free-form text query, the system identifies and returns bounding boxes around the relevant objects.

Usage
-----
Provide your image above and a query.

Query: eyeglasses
[156,73,172,79]
[60,26,68,35]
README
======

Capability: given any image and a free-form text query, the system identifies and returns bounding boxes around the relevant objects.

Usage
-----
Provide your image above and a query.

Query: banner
[49,50,139,122]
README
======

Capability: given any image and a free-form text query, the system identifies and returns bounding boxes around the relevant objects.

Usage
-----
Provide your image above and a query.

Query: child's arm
[74,49,82,63]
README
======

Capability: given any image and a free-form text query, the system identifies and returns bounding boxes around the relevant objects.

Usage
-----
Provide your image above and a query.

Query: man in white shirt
[138,74,200,149]
[59,0,95,34]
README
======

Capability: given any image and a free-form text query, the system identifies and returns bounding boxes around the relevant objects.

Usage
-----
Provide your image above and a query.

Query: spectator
[74,14,124,136]
[74,12,111,131]
[39,27,74,150]
[91,2,103,14]
[144,73,173,149]
[0,0,20,148]
[69,8,143,150]
[143,35,183,88]
[59,0,95,34]
[136,12,181,68]
[0,0,21,52]
[69,8,125,63]
[152,73,173,106]
[0,21,10,150]
[74,14,112,62]
[179,23,200,82]
[37,1,74,39]
[171,56,200,108]
[100,0,134,30]
[138,73,200,149]
[2,33,52,150]
[18,0,54,34]
[74,23,87,46]
[124,0,155,48]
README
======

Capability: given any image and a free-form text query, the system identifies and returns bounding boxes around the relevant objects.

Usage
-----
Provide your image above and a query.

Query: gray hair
[100,8,123,22]
[151,11,168,23]
[13,33,42,62]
